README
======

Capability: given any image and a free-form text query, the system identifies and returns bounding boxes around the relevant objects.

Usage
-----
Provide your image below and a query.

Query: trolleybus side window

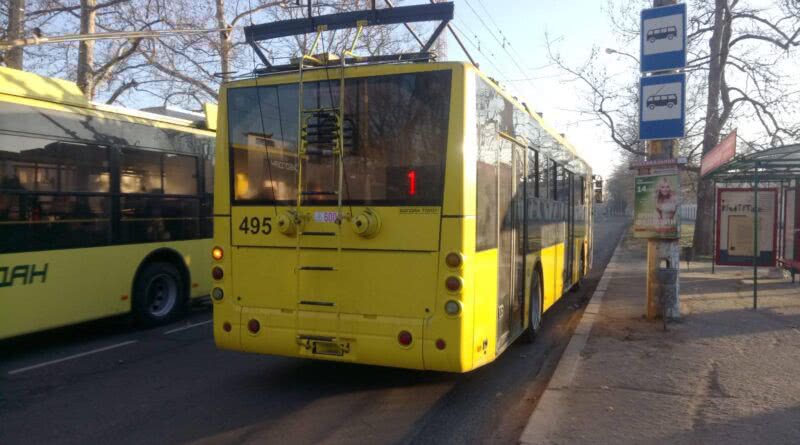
[476,133,499,251]
[119,148,202,243]
[539,156,549,202]
[0,105,212,253]
[558,168,571,203]
[0,133,112,253]
[527,149,539,198]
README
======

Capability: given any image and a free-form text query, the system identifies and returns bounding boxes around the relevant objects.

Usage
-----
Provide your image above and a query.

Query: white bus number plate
[313,211,338,223]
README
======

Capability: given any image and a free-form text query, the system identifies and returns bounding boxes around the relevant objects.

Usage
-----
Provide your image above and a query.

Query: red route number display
[407,169,417,196]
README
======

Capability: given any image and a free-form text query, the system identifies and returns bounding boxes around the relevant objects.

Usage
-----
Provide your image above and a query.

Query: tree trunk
[77,0,97,99]
[215,0,231,83]
[692,0,729,256]
[5,0,26,69]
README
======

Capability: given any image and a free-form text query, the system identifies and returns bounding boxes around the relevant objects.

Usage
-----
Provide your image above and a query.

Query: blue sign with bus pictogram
[639,73,686,140]
[640,3,687,73]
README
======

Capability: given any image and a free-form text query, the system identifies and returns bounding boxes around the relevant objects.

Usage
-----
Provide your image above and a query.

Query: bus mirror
[593,175,603,203]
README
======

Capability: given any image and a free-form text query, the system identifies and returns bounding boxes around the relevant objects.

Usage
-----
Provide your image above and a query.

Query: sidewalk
[520,232,800,445]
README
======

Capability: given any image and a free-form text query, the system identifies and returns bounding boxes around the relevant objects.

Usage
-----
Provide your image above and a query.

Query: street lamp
[605,47,639,64]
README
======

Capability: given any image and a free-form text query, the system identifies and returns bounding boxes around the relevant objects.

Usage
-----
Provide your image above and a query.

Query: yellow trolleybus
[0,67,216,339]
[211,58,592,372]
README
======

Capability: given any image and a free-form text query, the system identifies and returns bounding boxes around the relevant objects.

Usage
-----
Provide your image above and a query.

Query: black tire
[133,262,187,325]
[522,270,543,343]
[573,248,586,290]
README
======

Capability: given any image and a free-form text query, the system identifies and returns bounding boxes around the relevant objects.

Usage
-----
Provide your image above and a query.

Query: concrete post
[645,0,681,320]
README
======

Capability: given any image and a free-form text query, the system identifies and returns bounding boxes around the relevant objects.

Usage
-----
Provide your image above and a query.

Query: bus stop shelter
[706,143,800,309]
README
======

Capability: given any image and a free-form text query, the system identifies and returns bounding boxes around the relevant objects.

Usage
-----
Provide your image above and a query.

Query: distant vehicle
[647,26,678,43]
[647,94,679,110]
[0,67,216,340]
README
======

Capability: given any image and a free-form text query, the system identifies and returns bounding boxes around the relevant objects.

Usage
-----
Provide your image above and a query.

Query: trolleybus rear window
[227,70,451,206]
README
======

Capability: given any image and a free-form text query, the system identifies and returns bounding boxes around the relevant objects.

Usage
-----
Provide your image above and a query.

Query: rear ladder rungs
[298,301,336,307]
[298,266,337,271]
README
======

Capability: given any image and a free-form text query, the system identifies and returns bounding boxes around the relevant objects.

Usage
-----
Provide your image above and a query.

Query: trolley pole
[644,0,681,321]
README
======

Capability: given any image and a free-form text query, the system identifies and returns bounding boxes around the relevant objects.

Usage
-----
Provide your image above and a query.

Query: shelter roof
[707,143,800,183]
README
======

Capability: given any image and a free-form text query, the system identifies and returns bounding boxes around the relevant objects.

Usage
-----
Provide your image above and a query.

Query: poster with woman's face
[634,173,681,239]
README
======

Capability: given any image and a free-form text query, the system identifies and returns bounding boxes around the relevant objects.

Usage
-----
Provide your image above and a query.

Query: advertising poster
[716,188,777,267]
[634,173,681,239]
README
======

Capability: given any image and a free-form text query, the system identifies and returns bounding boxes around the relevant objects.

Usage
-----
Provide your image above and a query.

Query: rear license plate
[312,341,344,356]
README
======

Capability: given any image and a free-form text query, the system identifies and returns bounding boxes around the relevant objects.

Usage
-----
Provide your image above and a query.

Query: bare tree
[691,0,800,255]
[5,0,432,110]
[128,0,420,110]
[4,0,26,68]
[20,0,144,99]
[548,0,800,256]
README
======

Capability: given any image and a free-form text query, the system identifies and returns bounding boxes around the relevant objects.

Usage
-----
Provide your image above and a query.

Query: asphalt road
[0,217,628,445]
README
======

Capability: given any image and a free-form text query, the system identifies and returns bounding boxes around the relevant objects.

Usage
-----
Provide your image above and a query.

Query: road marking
[7,340,138,376]
[163,319,212,335]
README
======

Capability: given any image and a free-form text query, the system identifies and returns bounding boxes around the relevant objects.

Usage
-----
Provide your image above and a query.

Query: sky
[443,0,628,178]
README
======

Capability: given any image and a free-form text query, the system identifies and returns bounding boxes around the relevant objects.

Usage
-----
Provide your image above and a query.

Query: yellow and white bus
[211,61,591,372]
[0,67,216,339]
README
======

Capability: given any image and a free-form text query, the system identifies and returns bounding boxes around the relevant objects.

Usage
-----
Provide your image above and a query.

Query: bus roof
[0,66,216,131]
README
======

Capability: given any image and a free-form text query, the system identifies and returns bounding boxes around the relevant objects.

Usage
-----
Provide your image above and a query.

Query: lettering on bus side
[0,263,48,288]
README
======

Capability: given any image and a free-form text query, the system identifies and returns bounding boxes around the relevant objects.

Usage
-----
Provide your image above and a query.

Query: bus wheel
[574,249,586,290]
[523,271,543,343]
[133,262,186,325]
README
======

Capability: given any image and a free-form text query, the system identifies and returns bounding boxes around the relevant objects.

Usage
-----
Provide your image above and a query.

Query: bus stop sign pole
[641,0,683,321]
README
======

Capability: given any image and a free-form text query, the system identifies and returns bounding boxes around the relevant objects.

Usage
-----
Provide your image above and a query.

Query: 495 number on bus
[239,217,272,235]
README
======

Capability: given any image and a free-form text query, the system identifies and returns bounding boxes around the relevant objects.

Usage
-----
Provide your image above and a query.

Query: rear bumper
[213,305,470,372]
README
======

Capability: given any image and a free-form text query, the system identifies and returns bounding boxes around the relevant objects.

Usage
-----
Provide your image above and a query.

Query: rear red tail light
[212,267,223,280]
[445,276,463,292]
[445,252,463,269]
[248,319,261,334]
[398,330,412,346]
[223,322,232,332]
[435,339,446,350]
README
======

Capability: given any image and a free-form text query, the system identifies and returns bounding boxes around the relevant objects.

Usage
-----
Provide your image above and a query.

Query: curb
[519,232,626,445]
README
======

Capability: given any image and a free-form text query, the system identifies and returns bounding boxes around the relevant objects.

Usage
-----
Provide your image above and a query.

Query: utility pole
[640,0,683,320]
[645,140,681,320]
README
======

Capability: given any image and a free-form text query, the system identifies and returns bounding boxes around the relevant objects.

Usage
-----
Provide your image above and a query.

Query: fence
[593,203,695,219]
[681,204,697,221]
[594,203,632,217]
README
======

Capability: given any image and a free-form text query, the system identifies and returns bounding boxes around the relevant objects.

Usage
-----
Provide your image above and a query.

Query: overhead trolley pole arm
[244,2,454,68]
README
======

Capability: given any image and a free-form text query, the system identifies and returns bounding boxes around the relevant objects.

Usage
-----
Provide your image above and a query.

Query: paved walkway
[520,234,800,445]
